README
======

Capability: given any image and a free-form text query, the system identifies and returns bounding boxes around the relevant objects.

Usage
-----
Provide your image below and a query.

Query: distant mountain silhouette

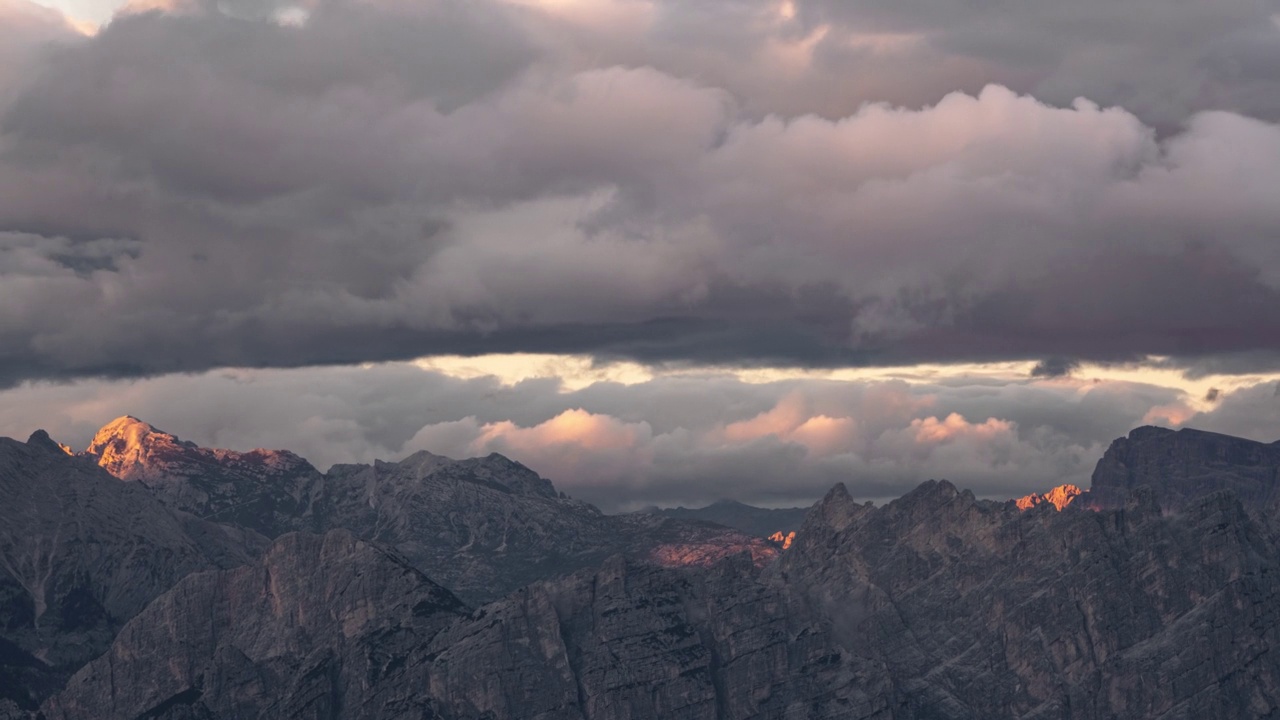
[639,498,812,538]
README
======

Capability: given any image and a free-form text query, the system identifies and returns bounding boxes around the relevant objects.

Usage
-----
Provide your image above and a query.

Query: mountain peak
[26,429,73,456]
[1091,424,1280,514]
[84,415,195,481]
[1014,484,1083,511]
[805,482,864,533]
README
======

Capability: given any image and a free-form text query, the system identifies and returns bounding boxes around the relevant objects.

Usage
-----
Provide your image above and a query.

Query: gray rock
[30,422,1280,719]
[773,478,1280,719]
[638,499,813,538]
[83,416,328,538]
[0,432,263,710]
[47,540,893,720]
[43,530,467,720]
[1088,425,1280,514]
[324,452,779,604]
[84,418,778,605]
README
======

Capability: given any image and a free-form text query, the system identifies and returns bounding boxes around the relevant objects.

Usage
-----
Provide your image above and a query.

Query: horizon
[8,410,1255,513]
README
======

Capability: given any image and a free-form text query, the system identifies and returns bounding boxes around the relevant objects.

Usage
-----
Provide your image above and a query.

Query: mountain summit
[1088,425,1280,520]
[82,416,326,537]
[83,416,198,482]
[73,416,775,605]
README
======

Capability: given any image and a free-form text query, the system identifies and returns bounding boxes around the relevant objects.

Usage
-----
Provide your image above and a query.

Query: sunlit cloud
[2,353,1275,510]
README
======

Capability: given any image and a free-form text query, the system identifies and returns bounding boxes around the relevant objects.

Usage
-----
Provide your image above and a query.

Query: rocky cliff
[46,538,893,720]
[84,418,776,605]
[0,431,263,711]
[51,473,1280,719]
[14,421,1280,719]
[83,416,328,538]
[43,530,467,720]
[1089,425,1280,515]
[772,479,1280,719]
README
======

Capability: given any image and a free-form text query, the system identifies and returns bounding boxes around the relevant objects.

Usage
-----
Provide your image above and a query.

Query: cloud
[0,0,1279,386]
[4,357,1255,510]
[1031,357,1079,378]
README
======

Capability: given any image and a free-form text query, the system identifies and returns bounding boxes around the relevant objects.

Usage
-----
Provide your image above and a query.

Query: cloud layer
[1,0,1280,385]
[3,0,1279,507]
[3,358,1273,510]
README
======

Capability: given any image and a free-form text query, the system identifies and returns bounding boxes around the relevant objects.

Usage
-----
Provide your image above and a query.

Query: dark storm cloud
[2,0,1280,385]
[1031,358,1079,378]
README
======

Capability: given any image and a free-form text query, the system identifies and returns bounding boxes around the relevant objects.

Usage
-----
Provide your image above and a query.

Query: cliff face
[419,555,894,720]
[323,451,778,604]
[46,542,892,720]
[50,476,1280,719]
[17,421,1280,719]
[0,432,263,711]
[773,479,1280,719]
[43,530,467,720]
[1089,426,1280,515]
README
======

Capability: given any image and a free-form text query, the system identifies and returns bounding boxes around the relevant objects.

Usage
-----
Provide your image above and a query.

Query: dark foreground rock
[0,432,262,711]
[43,530,467,720]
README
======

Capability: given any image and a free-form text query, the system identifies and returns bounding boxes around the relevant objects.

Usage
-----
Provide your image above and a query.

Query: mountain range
[2,419,1279,719]
[639,499,811,539]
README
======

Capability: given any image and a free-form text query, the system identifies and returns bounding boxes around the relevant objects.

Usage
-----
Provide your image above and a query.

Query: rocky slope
[322,450,779,604]
[1089,425,1280,514]
[417,554,893,720]
[772,480,1280,719]
[46,536,892,720]
[84,416,327,538]
[84,418,777,604]
[642,499,812,538]
[44,530,468,720]
[17,421,1280,719]
[0,431,263,711]
[48,474,1280,719]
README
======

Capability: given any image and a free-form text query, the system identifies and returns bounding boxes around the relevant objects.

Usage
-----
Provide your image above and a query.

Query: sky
[2,0,1280,510]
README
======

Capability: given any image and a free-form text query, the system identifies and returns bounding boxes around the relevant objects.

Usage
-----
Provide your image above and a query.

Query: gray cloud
[1185,382,1280,443]
[1,0,1279,386]
[0,360,1209,510]
[1031,357,1079,378]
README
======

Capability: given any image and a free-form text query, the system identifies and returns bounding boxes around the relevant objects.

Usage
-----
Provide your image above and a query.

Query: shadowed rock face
[641,500,812,538]
[0,432,263,711]
[773,480,1280,719]
[15,422,1280,719]
[1089,426,1280,515]
[320,452,779,604]
[417,554,894,720]
[43,530,468,720]
[45,540,893,720]
[45,476,1280,719]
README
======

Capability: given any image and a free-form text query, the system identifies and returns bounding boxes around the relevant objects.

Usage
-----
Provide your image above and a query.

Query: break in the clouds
[2,0,1280,385]
[1,358,1275,510]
